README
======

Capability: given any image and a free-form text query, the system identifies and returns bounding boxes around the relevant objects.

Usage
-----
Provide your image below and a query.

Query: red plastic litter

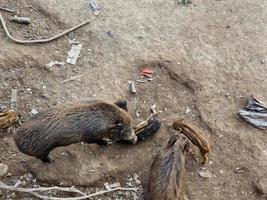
[142,68,154,74]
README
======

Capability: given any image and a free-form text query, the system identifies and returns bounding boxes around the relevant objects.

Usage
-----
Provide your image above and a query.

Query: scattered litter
[198,170,212,178]
[141,67,154,78]
[90,0,101,16]
[66,44,83,65]
[30,108,39,116]
[150,104,157,115]
[11,89,18,108]
[185,107,191,114]
[11,15,31,24]
[129,80,137,94]
[107,31,114,38]
[135,77,153,83]
[0,6,14,13]
[234,167,249,174]
[61,74,83,83]
[178,0,192,4]
[46,61,65,68]
[238,96,267,129]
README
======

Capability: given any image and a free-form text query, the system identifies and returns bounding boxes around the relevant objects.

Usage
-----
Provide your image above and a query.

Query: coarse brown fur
[14,100,137,163]
[0,110,18,129]
[172,118,211,165]
[149,134,190,200]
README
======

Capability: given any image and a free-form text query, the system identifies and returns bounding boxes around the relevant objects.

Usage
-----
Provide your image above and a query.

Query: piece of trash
[178,0,192,4]
[66,44,83,65]
[61,75,83,83]
[238,96,267,129]
[150,104,157,114]
[185,107,191,114]
[198,170,212,178]
[141,67,154,78]
[46,61,65,68]
[135,76,153,83]
[234,167,249,174]
[107,31,114,38]
[11,89,18,108]
[30,108,39,116]
[11,15,31,24]
[129,80,137,94]
[90,0,101,16]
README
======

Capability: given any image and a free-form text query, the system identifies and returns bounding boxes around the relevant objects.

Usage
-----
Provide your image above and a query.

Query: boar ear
[114,100,128,111]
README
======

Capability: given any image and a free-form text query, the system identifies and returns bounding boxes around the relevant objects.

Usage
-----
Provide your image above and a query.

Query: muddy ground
[0,0,266,199]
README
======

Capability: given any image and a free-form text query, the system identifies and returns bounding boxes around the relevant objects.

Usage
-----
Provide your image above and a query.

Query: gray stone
[0,163,8,177]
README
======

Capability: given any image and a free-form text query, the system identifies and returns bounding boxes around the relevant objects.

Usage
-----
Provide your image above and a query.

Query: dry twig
[0,13,90,44]
[0,181,138,200]
[0,6,14,13]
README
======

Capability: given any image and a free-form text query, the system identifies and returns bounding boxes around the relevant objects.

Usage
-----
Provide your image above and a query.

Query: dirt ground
[0,0,266,199]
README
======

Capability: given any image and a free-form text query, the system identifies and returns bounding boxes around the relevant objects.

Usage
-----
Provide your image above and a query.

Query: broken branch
[0,181,138,200]
[0,14,90,44]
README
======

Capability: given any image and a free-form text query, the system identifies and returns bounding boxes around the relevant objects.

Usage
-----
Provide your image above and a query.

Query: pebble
[30,108,39,115]
[109,182,121,188]
[198,170,212,178]
[0,163,8,177]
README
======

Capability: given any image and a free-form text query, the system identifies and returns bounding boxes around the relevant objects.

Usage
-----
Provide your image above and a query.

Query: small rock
[21,180,27,186]
[6,172,12,177]
[30,108,39,116]
[234,167,249,174]
[11,192,16,198]
[0,163,8,177]
[104,182,110,190]
[198,170,212,178]
[109,182,121,188]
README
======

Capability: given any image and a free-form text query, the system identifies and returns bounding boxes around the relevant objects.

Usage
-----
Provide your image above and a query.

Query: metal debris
[66,44,83,65]
[238,96,267,129]
[11,16,31,24]
[129,81,137,94]
[90,0,101,16]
